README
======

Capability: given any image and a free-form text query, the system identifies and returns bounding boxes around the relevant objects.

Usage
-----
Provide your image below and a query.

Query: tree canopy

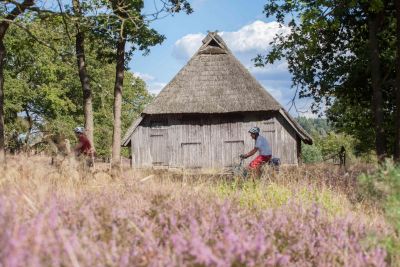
[257,0,399,160]
[0,0,192,164]
[4,17,152,157]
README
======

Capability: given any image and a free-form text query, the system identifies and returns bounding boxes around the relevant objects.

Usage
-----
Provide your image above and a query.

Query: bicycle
[268,157,281,172]
[224,156,281,179]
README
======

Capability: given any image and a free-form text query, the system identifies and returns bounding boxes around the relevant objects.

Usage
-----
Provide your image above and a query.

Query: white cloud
[259,81,291,107]
[248,60,288,75]
[171,20,292,89]
[300,110,320,119]
[247,60,290,81]
[133,72,155,82]
[259,80,320,117]
[172,33,205,61]
[220,21,289,53]
[147,82,167,95]
[172,20,289,61]
[264,86,283,102]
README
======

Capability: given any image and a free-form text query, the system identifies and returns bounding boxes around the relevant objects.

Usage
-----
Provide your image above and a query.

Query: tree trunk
[111,36,126,169]
[394,1,400,162]
[24,107,33,153]
[368,12,387,161]
[72,0,95,150]
[0,39,5,164]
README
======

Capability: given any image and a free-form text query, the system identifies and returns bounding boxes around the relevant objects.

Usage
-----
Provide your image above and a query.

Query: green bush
[317,132,355,160]
[358,161,400,263]
[358,161,400,230]
[300,129,357,164]
[302,144,323,163]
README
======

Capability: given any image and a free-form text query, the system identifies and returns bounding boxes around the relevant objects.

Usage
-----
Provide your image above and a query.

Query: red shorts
[249,155,271,169]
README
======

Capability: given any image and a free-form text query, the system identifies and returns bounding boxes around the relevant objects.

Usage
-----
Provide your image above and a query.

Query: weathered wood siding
[130,112,299,168]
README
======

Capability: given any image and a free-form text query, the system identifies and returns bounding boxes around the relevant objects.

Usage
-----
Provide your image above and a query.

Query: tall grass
[0,155,396,266]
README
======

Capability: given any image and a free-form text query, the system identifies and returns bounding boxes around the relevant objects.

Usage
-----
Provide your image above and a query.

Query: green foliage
[358,161,400,261]
[4,17,152,157]
[316,132,355,159]
[89,65,153,157]
[301,132,355,164]
[296,116,331,136]
[83,0,192,64]
[302,144,323,163]
[358,161,400,231]
[258,0,398,156]
[296,117,355,163]
[3,0,191,159]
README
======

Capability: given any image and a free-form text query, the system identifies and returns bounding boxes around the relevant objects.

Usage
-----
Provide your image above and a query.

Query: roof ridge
[199,31,229,52]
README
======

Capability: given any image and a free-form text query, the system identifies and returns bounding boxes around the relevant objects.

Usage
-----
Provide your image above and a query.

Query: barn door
[150,129,169,166]
[222,140,244,167]
[181,142,201,168]
[262,119,276,156]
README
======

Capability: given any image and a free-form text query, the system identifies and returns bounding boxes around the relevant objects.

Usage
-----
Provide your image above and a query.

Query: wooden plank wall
[130,112,299,168]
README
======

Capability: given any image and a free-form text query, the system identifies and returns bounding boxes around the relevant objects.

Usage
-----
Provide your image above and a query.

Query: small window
[208,39,220,47]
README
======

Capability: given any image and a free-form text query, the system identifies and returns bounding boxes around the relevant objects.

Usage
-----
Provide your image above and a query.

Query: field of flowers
[0,155,398,266]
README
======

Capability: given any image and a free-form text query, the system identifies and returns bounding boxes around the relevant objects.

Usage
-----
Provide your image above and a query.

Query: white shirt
[255,135,272,156]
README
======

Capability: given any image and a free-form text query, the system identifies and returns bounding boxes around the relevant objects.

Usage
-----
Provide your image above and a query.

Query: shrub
[358,161,400,264]
[358,161,400,230]
[302,144,323,163]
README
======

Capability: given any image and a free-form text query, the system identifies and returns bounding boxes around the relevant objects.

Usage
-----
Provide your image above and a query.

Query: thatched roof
[142,32,281,114]
[123,32,313,146]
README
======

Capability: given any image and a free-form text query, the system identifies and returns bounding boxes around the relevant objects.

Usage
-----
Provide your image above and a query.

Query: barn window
[208,39,219,47]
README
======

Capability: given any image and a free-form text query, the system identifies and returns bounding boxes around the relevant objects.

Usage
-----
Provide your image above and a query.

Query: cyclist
[240,127,272,178]
[73,126,94,167]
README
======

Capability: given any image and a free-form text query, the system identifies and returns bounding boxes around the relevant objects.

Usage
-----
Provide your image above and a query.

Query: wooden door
[181,142,202,168]
[222,140,244,167]
[150,129,169,166]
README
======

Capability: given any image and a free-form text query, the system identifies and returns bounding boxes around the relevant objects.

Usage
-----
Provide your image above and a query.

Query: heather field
[1,155,399,266]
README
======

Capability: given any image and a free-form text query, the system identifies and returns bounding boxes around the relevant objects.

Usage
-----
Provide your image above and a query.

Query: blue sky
[129,0,314,117]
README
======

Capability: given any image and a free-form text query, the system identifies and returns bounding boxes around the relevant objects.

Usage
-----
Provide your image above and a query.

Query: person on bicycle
[240,127,272,177]
[73,126,94,167]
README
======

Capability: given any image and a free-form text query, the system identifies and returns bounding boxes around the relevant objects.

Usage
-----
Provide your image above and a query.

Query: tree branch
[56,0,72,41]
[0,0,34,39]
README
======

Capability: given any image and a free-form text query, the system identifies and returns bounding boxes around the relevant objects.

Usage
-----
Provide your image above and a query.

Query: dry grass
[0,154,396,266]
[0,154,385,225]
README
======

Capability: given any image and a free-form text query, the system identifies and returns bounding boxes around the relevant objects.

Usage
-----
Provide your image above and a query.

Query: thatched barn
[122,32,312,169]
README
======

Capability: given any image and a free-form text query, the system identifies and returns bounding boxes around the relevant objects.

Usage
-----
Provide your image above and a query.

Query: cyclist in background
[74,126,94,167]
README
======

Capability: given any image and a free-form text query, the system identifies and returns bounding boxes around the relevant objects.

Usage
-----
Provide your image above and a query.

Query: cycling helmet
[74,126,85,134]
[248,127,260,134]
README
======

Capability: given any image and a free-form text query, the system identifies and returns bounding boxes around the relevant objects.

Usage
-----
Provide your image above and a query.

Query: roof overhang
[121,116,143,147]
[278,109,313,145]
